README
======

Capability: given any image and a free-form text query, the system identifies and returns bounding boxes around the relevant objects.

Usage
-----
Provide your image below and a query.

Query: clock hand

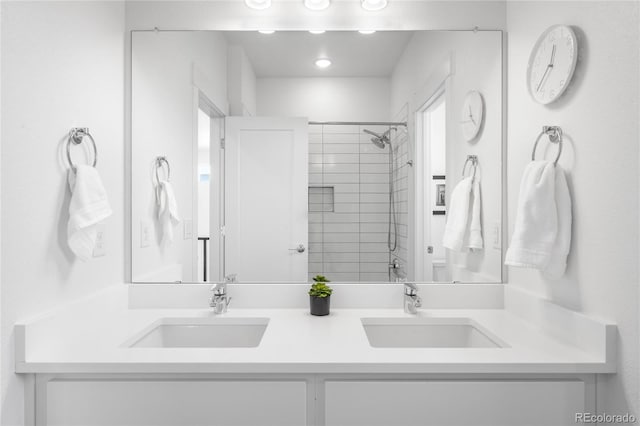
[536,65,552,92]
[468,106,476,125]
[536,44,558,93]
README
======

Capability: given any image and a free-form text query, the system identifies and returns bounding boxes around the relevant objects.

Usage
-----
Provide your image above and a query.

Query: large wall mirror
[131,30,503,284]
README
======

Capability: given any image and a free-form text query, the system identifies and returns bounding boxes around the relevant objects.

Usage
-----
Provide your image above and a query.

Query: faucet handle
[224,274,237,283]
[404,282,418,295]
[210,282,225,293]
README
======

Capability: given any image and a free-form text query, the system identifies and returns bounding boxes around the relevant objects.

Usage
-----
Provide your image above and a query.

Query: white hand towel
[505,161,572,278]
[542,166,572,279]
[467,179,483,250]
[67,165,113,261]
[442,177,473,251]
[158,180,180,246]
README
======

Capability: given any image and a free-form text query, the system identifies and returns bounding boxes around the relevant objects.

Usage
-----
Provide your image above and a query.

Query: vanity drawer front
[325,380,586,426]
[44,379,307,426]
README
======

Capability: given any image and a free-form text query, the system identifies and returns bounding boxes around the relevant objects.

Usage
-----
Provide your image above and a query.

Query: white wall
[0,2,125,424]
[228,45,257,116]
[257,77,390,121]
[131,31,228,282]
[391,31,503,282]
[506,1,639,417]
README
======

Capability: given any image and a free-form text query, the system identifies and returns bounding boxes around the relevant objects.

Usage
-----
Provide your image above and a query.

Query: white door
[224,117,308,282]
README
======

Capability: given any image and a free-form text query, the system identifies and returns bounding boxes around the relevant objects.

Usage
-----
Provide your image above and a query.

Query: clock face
[527,25,578,104]
[461,90,483,142]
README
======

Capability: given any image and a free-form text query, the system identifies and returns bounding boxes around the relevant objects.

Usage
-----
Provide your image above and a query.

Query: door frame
[192,88,226,282]
[411,56,453,282]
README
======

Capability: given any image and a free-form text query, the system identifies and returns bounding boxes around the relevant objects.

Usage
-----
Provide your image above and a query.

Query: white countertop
[15,291,616,375]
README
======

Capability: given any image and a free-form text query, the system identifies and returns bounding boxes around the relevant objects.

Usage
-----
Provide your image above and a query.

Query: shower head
[363,128,395,149]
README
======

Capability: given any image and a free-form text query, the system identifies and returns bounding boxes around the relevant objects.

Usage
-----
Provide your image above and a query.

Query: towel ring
[67,128,97,170]
[462,155,478,180]
[155,156,171,206]
[155,156,171,183]
[532,126,563,165]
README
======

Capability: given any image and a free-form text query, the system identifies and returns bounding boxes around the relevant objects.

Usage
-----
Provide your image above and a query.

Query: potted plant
[309,275,333,316]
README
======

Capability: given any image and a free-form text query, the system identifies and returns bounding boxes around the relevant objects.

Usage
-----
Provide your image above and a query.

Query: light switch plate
[183,219,193,240]
[93,224,107,257]
[140,220,151,248]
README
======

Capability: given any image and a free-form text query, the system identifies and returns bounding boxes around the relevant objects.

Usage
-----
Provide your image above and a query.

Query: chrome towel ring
[67,128,97,170]
[462,155,478,180]
[155,156,171,205]
[155,156,171,183]
[532,126,563,165]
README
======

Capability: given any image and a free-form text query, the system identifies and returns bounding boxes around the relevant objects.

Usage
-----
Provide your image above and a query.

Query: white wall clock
[461,90,484,142]
[527,24,578,104]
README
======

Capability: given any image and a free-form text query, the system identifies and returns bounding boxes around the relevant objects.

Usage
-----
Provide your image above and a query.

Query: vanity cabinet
[39,377,309,426]
[33,374,594,426]
[324,379,589,426]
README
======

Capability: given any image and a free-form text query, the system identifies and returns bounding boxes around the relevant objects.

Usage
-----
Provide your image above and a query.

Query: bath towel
[67,165,113,261]
[505,161,572,278]
[442,177,473,251]
[157,180,180,246]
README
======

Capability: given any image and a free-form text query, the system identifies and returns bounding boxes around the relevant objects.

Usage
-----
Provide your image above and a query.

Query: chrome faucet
[403,282,422,314]
[209,274,235,314]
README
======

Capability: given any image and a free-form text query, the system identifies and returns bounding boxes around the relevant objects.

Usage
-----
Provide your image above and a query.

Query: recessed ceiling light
[361,0,387,11]
[258,30,276,34]
[304,0,331,10]
[358,30,376,35]
[245,0,271,10]
[309,30,326,34]
[315,58,332,68]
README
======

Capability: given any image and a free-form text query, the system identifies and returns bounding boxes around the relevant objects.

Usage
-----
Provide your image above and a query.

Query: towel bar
[67,128,97,170]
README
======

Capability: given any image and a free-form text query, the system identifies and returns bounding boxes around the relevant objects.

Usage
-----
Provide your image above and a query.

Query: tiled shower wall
[308,124,394,282]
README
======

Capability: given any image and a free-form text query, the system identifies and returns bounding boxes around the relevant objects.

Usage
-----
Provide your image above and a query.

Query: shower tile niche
[308,124,400,282]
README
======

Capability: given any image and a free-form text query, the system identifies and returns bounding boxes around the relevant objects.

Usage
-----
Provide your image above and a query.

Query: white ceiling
[224,31,414,78]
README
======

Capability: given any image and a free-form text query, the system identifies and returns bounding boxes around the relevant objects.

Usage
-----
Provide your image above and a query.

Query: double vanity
[16,284,615,426]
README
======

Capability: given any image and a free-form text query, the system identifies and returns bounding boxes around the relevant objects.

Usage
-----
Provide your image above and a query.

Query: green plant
[309,276,332,298]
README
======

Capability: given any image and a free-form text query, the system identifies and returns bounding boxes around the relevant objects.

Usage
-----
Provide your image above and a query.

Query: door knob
[289,244,306,253]
[427,246,434,254]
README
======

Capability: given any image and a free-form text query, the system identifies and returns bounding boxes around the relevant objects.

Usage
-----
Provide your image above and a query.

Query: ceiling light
[304,0,331,10]
[358,30,376,35]
[245,0,271,10]
[309,30,326,34]
[361,0,387,11]
[315,58,332,68]
[258,30,276,34]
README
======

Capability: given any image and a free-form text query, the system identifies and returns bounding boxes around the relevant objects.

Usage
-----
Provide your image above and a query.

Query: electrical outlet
[93,224,107,257]
[140,220,151,248]
[183,219,193,240]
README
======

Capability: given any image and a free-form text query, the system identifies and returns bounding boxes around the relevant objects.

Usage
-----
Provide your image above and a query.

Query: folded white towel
[467,179,483,250]
[505,161,572,278]
[67,165,113,261]
[442,177,473,251]
[158,180,180,246]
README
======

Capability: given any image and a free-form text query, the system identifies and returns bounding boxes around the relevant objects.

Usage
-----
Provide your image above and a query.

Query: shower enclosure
[308,121,410,282]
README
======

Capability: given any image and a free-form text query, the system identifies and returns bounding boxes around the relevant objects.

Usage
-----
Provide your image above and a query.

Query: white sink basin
[361,317,505,348]
[126,317,269,348]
